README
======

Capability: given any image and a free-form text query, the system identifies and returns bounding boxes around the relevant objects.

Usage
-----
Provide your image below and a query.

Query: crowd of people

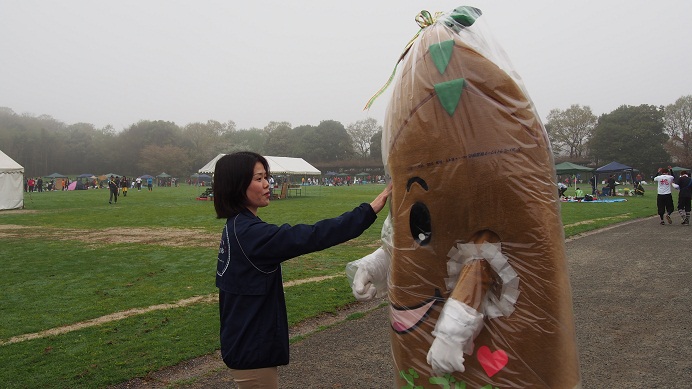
[323,175,385,186]
[24,173,386,193]
[23,175,159,192]
[23,174,159,205]
[24,177,69,192]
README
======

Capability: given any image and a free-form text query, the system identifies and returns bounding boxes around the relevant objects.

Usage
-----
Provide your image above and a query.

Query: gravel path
[112,216,692,388]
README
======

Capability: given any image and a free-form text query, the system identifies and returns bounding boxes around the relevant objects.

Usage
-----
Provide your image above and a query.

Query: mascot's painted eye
[409,201,432,245]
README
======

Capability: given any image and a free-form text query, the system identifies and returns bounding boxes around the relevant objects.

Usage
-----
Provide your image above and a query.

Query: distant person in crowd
[147,177,153,191]
[108,175,119,204]
[136,176,142,191]
[589,175,597,195]
[654,167,675,225]
[557,181,568,198]
[674,170,692,225]
[607,174,617,196]
[575,187,585,201]
[28,177,35,192]
[212,151,391,389]
[268,175,275,198]
[121,176,129,197]
[37,177,43,192]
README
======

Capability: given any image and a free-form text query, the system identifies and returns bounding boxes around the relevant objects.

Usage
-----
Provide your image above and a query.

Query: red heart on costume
[477,345,508,377]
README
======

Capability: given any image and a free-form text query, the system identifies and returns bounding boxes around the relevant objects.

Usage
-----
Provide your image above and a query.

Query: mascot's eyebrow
[406,177,429,192]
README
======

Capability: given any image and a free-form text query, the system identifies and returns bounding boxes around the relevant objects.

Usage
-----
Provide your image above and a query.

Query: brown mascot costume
[347,6,582,388]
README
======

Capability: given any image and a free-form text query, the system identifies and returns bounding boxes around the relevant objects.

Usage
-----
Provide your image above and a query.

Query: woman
[213,151,390,388]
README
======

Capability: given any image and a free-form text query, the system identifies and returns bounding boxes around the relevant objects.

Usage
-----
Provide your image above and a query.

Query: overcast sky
[1,1,690,132]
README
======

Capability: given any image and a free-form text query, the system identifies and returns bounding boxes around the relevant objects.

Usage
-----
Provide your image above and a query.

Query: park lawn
[0,239,216,339]
[559,190,657,235]
[0,183,658,388]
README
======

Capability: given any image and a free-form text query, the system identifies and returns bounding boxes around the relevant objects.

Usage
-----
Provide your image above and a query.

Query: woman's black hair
[213,151,270,218]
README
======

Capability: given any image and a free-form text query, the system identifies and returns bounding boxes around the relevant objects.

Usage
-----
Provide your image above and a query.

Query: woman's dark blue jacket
[216,203,377,369]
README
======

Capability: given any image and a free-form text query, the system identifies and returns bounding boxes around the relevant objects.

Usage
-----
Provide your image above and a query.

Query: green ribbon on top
[363,6,482,111]
[363,10,442,110]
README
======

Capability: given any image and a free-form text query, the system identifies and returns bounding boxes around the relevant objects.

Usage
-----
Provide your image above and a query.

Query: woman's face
[245,162,270,214]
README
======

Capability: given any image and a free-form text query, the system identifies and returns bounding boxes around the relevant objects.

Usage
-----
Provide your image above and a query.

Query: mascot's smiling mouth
[390,289,443,334]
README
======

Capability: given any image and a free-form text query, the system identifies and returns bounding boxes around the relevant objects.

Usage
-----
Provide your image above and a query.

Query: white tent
[0,149,24,210]
[264,156,321,175]
[198,154,321,175]
[197,154,224,175]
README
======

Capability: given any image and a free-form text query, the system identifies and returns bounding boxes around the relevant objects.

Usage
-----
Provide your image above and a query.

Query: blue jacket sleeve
[232,203,377,267]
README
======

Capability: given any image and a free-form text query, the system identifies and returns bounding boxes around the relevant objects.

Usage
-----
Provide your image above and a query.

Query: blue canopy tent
[44,172,68,179]
[75,173,96,190]
[595,161,635,196]
[595,161,634,174]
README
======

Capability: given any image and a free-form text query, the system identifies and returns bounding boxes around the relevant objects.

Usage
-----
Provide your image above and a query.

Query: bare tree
[262,121,291,135]
[546,104,597,158]
[346,118,382,158]
[664,95,692,166]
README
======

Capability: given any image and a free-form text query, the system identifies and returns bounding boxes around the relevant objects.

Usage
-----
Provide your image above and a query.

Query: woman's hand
[370,183,392,214]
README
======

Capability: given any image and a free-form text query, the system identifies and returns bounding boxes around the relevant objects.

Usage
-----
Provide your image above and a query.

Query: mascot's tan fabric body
[348,7,581,388]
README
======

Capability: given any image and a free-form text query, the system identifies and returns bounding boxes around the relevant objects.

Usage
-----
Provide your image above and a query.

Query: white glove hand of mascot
[427,298,484,374]
[346,214,392,301]
[347,247,389,300]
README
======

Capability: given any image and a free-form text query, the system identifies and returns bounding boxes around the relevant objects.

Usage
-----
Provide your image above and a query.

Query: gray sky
[1,0,691,132]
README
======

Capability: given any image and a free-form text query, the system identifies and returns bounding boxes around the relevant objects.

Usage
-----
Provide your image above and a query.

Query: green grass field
[0,183,658,388]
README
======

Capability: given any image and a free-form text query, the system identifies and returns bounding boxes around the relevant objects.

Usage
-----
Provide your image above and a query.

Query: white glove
[427,298,484,374]
[345,247,390,301]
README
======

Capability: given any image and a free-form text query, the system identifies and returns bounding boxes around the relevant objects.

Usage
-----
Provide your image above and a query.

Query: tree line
[545,95,692,177]
[0,108,383,178]
[3,94,691,179]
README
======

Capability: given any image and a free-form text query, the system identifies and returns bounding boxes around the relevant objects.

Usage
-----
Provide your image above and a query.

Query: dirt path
[0,224,218,247]
[0,295,216,346]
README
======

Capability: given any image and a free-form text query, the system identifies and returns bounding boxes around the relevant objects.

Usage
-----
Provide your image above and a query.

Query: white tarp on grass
[198,154,321,176]
[0,149,24,210]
